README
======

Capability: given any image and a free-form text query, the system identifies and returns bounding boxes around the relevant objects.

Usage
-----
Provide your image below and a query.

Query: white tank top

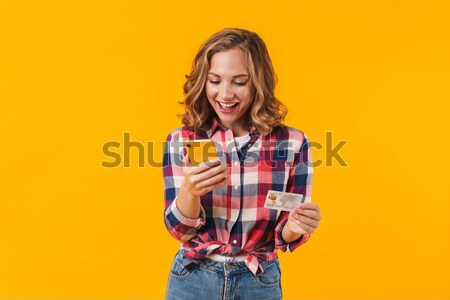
[234,132,251,150]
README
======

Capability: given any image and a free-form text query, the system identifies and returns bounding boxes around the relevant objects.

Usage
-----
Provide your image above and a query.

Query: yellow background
[1,0,449,299]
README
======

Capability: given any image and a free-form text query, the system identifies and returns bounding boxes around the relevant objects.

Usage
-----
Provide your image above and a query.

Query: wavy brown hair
[179,28,287,134]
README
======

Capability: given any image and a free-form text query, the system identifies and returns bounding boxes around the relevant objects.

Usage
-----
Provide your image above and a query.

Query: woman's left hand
[287,202,321,235]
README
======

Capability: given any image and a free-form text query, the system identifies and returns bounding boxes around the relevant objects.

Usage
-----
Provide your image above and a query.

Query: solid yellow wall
[1,0,449,299]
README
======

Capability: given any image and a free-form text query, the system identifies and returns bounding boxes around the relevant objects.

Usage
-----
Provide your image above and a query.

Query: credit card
[263,190,305,211]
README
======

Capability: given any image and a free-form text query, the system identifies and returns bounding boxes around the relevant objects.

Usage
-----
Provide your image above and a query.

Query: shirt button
[234,186,238,190]
[232,240,237,244]
[233,161,238,166]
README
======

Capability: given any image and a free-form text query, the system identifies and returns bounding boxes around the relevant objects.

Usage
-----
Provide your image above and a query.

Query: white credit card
[263,190,305,211]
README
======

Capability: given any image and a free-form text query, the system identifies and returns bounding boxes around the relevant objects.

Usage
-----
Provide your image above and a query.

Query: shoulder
[165,126,195,142]
[272,125,308,143]
[269,125,312,153]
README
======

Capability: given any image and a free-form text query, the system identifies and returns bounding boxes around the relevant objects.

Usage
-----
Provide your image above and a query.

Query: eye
[208,80,248,86]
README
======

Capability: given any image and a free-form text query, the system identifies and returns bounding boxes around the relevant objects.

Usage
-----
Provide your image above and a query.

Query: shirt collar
[206,118,259,139]
[206,118,223,137]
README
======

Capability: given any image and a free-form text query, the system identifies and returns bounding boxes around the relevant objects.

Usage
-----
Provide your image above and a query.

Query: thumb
[182,152,191,167]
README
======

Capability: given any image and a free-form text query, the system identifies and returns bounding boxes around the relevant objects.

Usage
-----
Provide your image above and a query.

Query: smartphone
[184,139,219,166]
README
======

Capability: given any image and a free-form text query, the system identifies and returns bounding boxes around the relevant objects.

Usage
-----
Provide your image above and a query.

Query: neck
[219,120,249,137]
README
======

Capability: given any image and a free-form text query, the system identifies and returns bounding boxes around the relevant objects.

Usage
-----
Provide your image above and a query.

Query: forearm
[175,183,201,219]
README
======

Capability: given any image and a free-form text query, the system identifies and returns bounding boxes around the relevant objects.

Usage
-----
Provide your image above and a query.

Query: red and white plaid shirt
[163,118,313,275]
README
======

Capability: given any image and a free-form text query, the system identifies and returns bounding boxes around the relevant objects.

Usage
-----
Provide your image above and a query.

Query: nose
[218,82,234,100]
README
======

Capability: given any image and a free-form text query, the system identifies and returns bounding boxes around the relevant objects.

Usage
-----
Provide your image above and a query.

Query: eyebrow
[208,72,249,78]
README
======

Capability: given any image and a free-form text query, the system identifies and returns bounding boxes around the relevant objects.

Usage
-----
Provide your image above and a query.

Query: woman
[162,28,321,300]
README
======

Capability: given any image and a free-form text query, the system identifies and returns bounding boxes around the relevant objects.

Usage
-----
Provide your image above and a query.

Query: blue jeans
[165,249,282,300]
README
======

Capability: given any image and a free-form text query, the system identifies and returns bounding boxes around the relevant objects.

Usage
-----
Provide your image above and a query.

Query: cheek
[239,88,253,104]
[205,84,216,99]
[242,85,254,97]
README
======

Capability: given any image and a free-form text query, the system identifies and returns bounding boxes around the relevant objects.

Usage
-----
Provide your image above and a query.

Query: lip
[215,100,239,113]
[216,100,239,106]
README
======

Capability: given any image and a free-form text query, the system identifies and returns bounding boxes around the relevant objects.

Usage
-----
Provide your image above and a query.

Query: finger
[298,202,320,212]
[290,213,317,228]
[189,158,222,174]
[298,222,315,234]
[197,161,227,176]
[295,209,322,221]
[203,175,228,193]
[182,153,191,167]
[294,204,320,216]
[196,168,229,188]
[298,215,319,228]
[192,163,227,184]
[289,214,302,226]
[187,165,227,187]
[290,210,300,221]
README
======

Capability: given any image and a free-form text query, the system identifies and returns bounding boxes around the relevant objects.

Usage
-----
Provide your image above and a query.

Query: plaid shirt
[163,118,313,275]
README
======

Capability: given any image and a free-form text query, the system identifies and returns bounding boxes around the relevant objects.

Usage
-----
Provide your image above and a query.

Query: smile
[215,101,239,113]
[217,101,238,108]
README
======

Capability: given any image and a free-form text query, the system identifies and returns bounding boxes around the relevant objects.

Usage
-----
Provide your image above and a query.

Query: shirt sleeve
[274,132,313,252]
[162,130,206,242]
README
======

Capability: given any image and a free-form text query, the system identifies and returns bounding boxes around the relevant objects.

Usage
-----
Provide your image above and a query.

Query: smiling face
[205,48,254,136]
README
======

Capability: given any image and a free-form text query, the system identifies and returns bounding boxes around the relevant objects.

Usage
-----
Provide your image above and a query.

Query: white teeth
[218,102,238,108]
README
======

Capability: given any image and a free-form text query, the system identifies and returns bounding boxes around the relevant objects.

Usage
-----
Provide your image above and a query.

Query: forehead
[208,48,249,76]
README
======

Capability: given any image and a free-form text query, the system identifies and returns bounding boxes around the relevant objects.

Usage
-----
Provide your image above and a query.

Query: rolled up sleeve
[274,216,310,252]
[164,196,206,241]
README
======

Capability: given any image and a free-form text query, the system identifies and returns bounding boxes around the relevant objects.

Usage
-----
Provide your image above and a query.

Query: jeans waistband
[176,249,278,275]
[206,253,247,262]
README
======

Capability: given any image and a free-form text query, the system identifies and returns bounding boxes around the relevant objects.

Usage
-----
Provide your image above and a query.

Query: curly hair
[179,27,287,134]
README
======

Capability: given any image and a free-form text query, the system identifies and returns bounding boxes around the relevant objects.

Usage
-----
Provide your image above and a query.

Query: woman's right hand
[181,154,229,197]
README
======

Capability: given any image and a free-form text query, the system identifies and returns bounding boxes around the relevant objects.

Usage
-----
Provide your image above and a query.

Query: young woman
[162,28,321,300]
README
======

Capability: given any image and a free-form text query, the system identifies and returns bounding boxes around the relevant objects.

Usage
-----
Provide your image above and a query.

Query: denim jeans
[165,249,282,300]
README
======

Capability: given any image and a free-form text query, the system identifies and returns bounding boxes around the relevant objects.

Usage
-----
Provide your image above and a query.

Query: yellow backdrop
[1,0,449,299]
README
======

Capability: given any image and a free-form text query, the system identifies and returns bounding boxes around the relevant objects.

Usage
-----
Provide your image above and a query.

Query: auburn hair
[179,28,287,134]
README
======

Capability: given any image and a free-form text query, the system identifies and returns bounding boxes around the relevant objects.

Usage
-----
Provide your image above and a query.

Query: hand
[286,202,321,235]
[181,154,229,197]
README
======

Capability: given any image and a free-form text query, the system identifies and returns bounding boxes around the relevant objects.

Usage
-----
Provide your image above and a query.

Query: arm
[274,132,315,251]
[163,131,205,242]
[162,131,228,242]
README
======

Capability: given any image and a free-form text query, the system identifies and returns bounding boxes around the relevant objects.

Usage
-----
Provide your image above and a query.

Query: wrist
[176,183,201,219]
[282,220,303,243]
[179,183,199,201]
